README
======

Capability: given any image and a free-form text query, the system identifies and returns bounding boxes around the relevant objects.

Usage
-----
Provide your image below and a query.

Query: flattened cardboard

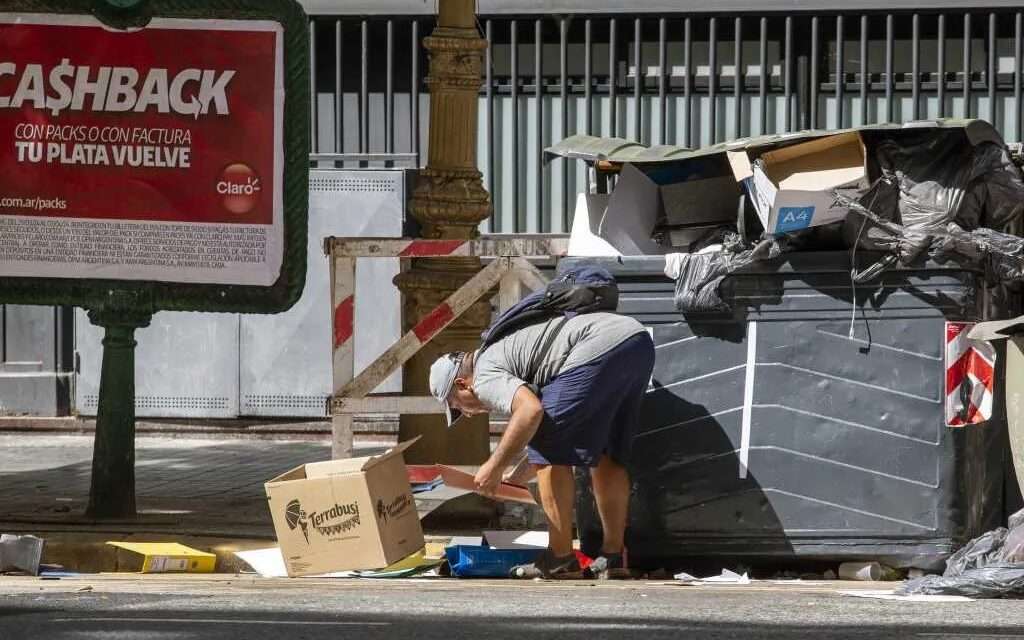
[602,164,668,255]
[730,131,866,235]
[436,465,537,504]
[265,439,423,577]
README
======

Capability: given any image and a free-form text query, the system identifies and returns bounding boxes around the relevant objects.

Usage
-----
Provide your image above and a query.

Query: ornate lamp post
[395,0,492,464]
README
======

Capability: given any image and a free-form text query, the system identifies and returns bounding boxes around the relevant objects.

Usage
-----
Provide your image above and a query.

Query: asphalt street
[1,575,1024,640]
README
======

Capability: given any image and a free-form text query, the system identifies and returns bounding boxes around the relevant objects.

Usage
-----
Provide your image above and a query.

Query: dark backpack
[479,264,620,352]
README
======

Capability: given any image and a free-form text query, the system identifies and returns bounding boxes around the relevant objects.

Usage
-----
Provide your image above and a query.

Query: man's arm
[473,385,543,495]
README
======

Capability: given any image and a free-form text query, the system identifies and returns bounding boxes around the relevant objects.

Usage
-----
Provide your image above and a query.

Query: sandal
[510,549,583,579]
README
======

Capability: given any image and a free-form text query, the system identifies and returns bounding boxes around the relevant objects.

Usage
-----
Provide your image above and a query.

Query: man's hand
[473,459,503,497]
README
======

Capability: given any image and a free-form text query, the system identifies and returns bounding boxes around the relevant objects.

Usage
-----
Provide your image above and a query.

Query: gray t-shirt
[472,312,646,414]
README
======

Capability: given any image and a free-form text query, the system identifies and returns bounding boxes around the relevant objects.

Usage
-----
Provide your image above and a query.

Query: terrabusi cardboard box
[729,131,867,235]
[265,440,423,577]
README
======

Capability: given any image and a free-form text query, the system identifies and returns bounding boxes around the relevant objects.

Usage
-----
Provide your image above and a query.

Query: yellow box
[106,542,216,573]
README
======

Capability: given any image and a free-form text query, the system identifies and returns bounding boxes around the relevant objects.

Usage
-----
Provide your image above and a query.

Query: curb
[37,532,460,575]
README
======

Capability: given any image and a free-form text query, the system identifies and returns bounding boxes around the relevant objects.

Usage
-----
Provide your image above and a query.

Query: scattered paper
[482,530,549,550]
[234,547,287,578]
[839,590,974,603]
[674,569,751,584]
[235,547,439,579]
[447,536,484,547]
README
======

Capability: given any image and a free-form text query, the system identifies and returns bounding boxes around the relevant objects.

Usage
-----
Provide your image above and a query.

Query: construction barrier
[325,234,570,458]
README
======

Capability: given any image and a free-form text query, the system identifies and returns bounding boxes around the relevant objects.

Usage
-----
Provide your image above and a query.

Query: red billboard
[0,15,284,286]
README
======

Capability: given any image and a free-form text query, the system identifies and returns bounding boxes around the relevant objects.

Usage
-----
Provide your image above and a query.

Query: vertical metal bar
[1016,12,1022,140]
[485,19,495,229]
[912,14,920,120]
[964,13,972,119]
[335,19,343,154]
[560,17,569,231]
[412,20,421,161]
[735,17,743,139]
[585,18,593,135]
[360,19,369,154]
[634,17,643,142]
[860,14,868,126]
[759,17,767,135]
[811,16,819,129]
[535,19,543,233]
[659,17,668,144]
[511,19,521,232]
[385,20,394,154]
[988,12,997,124]
[938,14,947,118]
[784,16,793,132]
[886,14,894,123]
[310,19,317,153]
[835,15,844,129]
[610,18,618,137]
[684,17,692,146]
[709,17,718,144]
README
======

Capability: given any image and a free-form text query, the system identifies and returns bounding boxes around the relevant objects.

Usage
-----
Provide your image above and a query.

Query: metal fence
[308,8,1024,235]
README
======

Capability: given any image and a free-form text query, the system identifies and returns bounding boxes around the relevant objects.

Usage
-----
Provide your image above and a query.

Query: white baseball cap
[429,352,465,427]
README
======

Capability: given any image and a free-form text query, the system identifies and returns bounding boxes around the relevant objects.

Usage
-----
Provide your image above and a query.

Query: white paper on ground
[234,547,359,579]
[839,590,974,603]
[234,547,287,578]
[674,569,751,584]
[447,536,484,547]
[482,530,549,550]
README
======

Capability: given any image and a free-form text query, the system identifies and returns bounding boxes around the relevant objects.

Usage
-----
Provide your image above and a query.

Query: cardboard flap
[759,132,865,189]
[968,316,1024,341]
[266,463,309,484]
[361,436,421,472]
[727,150,754,181]
[304,457,374,478]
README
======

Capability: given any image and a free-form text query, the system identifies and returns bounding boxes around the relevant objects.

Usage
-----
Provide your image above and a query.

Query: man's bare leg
[589,455,630,554]
[535,464,575,557]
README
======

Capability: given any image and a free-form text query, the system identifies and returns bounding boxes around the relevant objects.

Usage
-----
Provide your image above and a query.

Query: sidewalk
[0,433,384,539]
[0,433,508,572]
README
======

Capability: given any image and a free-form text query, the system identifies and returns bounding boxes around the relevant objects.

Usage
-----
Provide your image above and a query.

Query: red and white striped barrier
[325,235,569,258]
[327,234,561,458]
[945,321,997,427]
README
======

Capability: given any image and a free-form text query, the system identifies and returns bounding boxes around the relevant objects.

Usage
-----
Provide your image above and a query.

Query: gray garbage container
[561,252,1008,571]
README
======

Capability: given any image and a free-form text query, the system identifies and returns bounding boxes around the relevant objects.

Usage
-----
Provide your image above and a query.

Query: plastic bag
[930,225,1024,283]
[671,234,786,314]
[900,564,1024,599]
[942,527,1008,577]
[900,508,1024,598]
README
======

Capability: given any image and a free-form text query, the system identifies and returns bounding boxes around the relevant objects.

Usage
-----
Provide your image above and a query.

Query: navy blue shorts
[527,331,655,468]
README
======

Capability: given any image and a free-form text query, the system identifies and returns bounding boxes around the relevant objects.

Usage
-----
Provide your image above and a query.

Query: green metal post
[85,294,152,519]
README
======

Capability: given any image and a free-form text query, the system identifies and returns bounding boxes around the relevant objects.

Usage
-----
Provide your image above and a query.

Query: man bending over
[429,311,654,579]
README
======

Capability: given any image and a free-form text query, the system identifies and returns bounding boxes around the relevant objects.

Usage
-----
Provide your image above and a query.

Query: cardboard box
[730,131,866,235]
[265,440,423,577]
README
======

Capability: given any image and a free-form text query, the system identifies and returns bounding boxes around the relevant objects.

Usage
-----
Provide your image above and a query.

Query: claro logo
[217,163,261,214]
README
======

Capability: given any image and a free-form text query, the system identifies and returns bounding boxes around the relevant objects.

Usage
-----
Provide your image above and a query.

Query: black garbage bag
[900,508,1024,598]
[900,564,1024,599]
[671,234,787,314]
[930,224,1024,283]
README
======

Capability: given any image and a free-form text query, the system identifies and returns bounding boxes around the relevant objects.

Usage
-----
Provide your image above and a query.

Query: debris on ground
[234,547,442,579]
[899,508,1024,598]
[674,569,751,585]
[106,542,216,574]
[0,534,44,576]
